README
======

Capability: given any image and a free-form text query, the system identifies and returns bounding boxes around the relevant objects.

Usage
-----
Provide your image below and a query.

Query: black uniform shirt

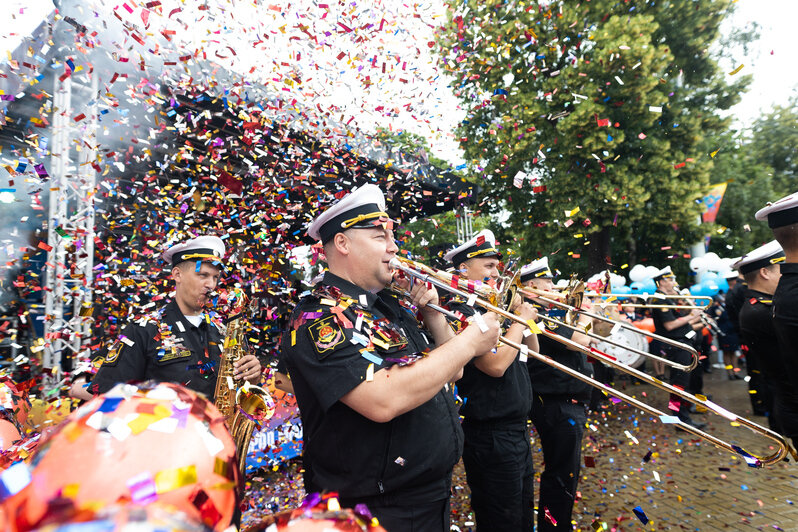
[739,289,793,400]
[774,263,798,385]
[651,293,694,341]
[725,280,748,335]
[90,300,223,398]
[281,272,463,503]
[445,299,532,424]
[526,302,592,402]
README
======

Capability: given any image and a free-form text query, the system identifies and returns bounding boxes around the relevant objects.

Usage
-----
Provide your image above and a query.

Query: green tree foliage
[746,95,798,198]
[399,210,498,267]
[437,0,751,275]
[705,136,776,257]
[708,96,798,257]
[371,128,502,264]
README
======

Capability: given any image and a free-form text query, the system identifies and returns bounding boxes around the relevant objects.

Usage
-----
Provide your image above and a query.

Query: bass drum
[594,324,649,369]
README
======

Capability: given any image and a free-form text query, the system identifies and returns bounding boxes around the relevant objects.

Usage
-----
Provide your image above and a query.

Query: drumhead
[594,325,648,368]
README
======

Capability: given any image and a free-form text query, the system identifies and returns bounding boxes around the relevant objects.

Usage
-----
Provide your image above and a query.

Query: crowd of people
[1,187,796,531]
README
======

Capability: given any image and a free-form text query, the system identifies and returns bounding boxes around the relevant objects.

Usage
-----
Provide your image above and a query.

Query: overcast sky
[721,0,798,126]
[0,0,795,165]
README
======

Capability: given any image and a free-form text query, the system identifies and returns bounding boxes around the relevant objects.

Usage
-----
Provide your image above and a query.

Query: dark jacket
[91,300,223,397]
[446,299,533,424]
[526,303,593,402]
[281,272,463,503]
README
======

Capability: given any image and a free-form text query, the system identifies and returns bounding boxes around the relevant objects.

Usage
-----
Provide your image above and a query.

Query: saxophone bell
[214,291,275,477]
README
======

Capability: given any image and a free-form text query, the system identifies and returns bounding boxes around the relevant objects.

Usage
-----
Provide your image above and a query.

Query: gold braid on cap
[466,247,498,259]
[340,211,389,229]
[181,253,221,261]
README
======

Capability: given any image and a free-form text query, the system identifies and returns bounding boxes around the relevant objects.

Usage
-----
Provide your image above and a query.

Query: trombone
[600,302,711,310]
[583,291,713,310]
[512,283,701,371]
[389,256,795,466]
[394,257,699,372]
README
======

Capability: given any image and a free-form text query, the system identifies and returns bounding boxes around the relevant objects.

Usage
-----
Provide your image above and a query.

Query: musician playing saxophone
[88,235,262,397]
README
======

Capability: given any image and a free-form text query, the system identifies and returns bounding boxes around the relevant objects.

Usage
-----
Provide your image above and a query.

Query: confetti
[632,505,649,524]
[543,507,557,526]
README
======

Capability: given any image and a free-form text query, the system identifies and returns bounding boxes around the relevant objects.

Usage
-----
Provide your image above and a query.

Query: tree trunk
[586,226,611,276]
[627,234,637,267]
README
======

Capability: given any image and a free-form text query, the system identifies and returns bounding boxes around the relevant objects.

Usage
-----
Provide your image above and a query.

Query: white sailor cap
[755,191,798,229]
[307,184,394,243]
[443,229,501,266]
[721,270,740,280]
[733,240,785,275]
[652,266,675,282]
[162,235,225,267]
[519,257,553,281]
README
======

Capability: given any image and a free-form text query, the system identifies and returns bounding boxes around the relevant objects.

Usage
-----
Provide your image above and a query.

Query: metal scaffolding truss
[455,205,474,244]
[42,73,98,380]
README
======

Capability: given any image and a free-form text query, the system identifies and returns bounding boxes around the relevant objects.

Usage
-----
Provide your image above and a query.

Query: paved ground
[245,366,798,531]
[535,368,797,531]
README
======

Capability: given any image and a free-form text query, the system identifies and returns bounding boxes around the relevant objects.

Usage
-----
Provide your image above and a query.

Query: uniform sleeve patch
[103,341,125,365]
[308,316,346,358]
[158,349,193,363]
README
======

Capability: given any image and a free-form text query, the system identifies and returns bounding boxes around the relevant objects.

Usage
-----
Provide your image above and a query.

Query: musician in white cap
[89,235,262,398]
[441,229,538,532]
[736,240,798,442]
[520,257,594,532]
[651,266,705,429]
[280,184,500,532]
[756,191,798,384]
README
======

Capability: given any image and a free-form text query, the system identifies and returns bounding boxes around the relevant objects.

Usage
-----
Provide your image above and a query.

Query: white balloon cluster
[586,270,627,288]
[628,264,661,283]
[689,252,738,280]
[576,253,740,300]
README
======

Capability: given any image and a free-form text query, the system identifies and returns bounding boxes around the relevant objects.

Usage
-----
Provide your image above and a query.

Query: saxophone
[214,290,275,476]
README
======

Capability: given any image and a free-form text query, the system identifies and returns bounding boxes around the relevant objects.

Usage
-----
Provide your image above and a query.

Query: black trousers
[530,395,587,532]
[366,498,450,532]
[688,358,703,395]
[662,345,693,417]
[462,421,535,531]
[338,493,450,532]
[589,362,614,410]
[744,347,772,416]
[772,386,798,445]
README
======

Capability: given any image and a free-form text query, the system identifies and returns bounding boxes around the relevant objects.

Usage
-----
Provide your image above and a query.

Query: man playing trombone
[442,229,539,532]
[520,257,593,532]
[651,266,705,429]
[280,184,501,532]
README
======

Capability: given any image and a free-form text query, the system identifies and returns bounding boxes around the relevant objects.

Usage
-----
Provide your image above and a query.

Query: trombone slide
[390,256,796,466]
